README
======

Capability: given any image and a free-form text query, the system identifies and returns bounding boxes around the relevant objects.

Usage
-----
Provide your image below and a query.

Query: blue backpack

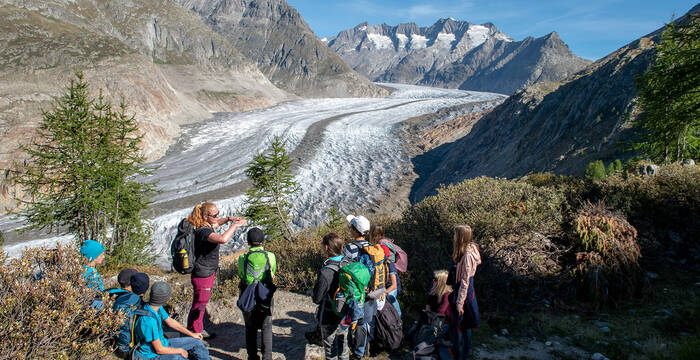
[107,289,142,356]
[123,308,159,359]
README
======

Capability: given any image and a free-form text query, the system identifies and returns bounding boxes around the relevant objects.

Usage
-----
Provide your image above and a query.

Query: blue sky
[286,0,699,60]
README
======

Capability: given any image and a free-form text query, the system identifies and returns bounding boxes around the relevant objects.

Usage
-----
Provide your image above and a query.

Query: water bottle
[180,249,189,269]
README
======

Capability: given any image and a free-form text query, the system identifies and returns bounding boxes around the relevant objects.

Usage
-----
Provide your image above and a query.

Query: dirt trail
[199,290,318,360]
[196,290,591,360]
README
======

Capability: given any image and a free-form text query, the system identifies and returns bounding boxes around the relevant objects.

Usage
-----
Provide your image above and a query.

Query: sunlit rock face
[0,0,299,213]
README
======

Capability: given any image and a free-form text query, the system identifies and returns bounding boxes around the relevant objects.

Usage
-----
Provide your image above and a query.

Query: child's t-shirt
[135,304,170,358]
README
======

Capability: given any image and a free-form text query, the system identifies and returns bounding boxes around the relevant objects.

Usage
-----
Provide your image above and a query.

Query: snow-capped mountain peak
[327,18,590,94]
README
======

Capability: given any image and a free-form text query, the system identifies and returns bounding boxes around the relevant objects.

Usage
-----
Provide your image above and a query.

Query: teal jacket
[238,246,276,285]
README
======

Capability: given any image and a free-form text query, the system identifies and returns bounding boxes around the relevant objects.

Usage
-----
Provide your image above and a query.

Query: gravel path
[200,290,318,360]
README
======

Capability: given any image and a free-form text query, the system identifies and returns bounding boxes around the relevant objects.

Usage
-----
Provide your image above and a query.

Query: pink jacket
[455,243,481,308]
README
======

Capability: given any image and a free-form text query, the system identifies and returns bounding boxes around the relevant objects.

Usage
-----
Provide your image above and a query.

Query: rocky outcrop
[327,18,590,94]
[410,4,700,202]
[175,0,388,98]
[0,0,295,213]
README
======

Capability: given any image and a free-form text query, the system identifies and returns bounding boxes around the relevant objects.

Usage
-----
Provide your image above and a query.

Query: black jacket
[312,258,346,325]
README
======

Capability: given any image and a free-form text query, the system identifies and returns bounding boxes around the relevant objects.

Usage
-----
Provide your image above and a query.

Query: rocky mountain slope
[327,18,591,94]
[175,0,388,98]
[0,0,296,213]
[410,5,700,202]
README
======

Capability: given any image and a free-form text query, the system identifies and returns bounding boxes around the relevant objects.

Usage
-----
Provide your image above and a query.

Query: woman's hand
[457,307,464,316]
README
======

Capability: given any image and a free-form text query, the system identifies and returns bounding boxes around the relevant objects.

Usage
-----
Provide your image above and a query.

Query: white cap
[346,214,370,234]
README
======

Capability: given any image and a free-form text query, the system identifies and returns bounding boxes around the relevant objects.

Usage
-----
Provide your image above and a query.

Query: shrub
[264,228,337,292]
[385,177,567,312]
[571,201,644,308]
[0,246,122,359]
[583,164,700,258]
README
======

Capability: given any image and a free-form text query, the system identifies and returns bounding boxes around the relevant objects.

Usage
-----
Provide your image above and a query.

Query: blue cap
[80,240,105,262]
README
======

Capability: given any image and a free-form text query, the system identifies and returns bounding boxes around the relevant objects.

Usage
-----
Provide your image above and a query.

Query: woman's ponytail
[187,203,206,228]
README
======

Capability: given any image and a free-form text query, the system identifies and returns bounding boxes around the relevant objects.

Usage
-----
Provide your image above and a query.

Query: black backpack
[170,219,196,274]
[374,302,403,351]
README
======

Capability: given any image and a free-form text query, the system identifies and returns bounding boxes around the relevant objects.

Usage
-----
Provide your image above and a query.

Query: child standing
[312,232,350,360]
[451,225,481,360]
[370,225,402,318]
[238,228,277,360]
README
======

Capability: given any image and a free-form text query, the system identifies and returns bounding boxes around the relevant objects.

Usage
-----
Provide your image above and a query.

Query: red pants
[187,272,216,333]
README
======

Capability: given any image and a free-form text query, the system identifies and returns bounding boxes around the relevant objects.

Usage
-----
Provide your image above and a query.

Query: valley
[1,84,506,266]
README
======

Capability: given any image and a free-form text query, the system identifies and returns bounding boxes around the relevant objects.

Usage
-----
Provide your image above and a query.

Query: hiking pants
[243,307,273,360]
[134,337,210,360]
[449,314,472,360]
[319,309,349,360]
[352,299,377,356]
[187,273,216,333]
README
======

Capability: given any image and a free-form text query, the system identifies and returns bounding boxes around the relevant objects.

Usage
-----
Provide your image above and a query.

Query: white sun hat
[346,214,370,234]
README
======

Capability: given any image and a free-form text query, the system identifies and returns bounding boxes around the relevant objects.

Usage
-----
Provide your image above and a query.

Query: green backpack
[338,262,370,304]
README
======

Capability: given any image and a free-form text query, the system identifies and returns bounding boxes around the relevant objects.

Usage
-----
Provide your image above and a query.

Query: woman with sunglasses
[185,201,247,337]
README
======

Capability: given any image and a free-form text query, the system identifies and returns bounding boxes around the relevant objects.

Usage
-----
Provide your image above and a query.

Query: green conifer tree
[585,160,607,181]
[244,136,299,242]
[10,73,155,265]
[635,16,700,163]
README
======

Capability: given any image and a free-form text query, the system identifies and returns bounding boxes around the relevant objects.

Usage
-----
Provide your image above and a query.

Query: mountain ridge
[410,4,700,202]
[175,0,388,98]
[327,18,590,94]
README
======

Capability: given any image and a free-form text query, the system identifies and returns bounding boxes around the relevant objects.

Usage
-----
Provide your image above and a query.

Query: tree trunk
[273,168,293,242]
[110,188,119,253]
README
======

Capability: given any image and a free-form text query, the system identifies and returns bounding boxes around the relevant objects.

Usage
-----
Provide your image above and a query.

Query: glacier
[1,84,506,267]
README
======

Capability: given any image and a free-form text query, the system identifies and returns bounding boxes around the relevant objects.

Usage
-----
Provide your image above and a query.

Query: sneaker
[201,330,217,340]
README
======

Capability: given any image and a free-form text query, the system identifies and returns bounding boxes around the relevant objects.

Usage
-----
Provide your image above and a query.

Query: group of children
[310,216,482,360]
[80,239,210,360]
[79,203,481,360]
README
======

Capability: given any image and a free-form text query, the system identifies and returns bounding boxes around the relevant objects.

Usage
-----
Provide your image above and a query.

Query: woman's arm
[208,218,247,244]
[151,338,189,357]
[164,317,203,340]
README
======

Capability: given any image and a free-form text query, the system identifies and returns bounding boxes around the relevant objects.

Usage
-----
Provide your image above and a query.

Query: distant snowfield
[2,84,506,267]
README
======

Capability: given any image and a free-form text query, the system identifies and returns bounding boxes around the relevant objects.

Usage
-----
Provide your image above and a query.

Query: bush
[571,201,644,308]
[0,246,122,359]
[264,227,344,292]
[583,164,700,259]
[385,177,567,313]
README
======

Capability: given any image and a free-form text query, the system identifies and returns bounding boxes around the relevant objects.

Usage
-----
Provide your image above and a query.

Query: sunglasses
[207,212,219,218]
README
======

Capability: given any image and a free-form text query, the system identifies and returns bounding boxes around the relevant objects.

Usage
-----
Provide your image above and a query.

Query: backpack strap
[244,250,270,284]
[129,308,160,349]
